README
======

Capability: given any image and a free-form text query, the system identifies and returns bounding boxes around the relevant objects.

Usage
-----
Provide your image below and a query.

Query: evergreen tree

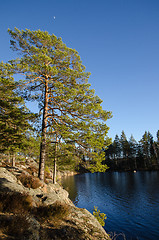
[113,134,121,167]
[8,28,112,180]
[157,130,159,142]
[140,132,148,168]
[140,131,155,168]
[106,131,159,171]
[23,132,41,161]
[136,141,144,168]
[0,62,34,162]
[46,139,80,172]
[155,130,159,165]
[129,135,138,169]
[148,132,155,162]
[120,131,129,159]
[104,143,114,160]
[113,134,121,159]
[129,135,137,158]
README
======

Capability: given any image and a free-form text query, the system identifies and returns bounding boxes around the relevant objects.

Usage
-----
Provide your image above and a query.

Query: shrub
[26,166,38,176]
[93,206,107,227]
[18,173,42,189]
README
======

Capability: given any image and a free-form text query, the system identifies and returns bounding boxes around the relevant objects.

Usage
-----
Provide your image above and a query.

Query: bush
[26,166,38,176]
[93,206,107,227]
[18,173,42,189]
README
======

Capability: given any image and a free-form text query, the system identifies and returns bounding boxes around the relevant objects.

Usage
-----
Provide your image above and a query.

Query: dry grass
[44,171,52,180]
[34,201,70,224]
[0,214,33,240]
[17,173,42,189]
[26,166,38,176]
[0,191,38,239]
[0,192,34,214]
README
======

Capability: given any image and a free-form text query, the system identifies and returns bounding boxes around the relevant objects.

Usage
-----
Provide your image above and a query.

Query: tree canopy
[7,28,112,180]
[0,62,34,154]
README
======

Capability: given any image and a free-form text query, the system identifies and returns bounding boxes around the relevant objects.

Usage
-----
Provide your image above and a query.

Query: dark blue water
[61,171,159,240]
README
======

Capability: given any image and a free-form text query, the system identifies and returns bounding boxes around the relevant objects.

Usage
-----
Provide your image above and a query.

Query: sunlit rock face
[0,167,110,240]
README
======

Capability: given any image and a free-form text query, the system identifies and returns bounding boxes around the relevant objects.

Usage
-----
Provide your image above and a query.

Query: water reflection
[61,175,78,203]
[62,171,159,240]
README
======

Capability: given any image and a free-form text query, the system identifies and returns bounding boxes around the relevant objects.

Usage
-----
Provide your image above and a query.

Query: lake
[61,171,159,240]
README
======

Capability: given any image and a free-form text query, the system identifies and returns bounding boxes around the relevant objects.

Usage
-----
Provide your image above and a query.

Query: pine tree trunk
[38,80,48,181]
[53,137,57,184]
[8,153,11,164]
[12,154,15,167]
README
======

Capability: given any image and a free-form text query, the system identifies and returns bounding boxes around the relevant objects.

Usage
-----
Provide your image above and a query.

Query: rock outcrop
[0,166,111,240]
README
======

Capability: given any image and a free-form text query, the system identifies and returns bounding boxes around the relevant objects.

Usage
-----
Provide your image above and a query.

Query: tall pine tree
[8,28,112,180]
[120,131,129,159]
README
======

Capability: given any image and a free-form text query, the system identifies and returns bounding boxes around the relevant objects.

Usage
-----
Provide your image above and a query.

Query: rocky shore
[0,164,111,240]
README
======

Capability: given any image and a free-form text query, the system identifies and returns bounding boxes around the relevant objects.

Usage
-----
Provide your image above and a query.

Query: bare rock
[0,168,25,193]
[0,167,110,240]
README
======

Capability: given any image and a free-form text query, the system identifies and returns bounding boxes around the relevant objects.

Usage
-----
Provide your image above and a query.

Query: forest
[104,130,159,171]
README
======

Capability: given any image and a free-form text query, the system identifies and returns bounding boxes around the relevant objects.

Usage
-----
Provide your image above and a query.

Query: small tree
[93,206,107,227]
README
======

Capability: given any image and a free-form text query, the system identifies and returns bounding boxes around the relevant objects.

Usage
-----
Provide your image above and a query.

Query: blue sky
[0,0,159,141]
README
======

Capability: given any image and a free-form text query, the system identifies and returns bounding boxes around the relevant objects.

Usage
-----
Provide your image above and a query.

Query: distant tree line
[104,130,159,171]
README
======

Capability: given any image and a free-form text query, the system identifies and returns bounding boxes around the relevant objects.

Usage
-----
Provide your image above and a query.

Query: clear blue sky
[0,0,159,141]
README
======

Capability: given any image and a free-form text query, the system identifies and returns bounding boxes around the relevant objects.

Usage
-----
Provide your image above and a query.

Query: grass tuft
[0,192,34,214]
[34,201,70,223]
[0,214,34,239]
[18,173,42,189]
